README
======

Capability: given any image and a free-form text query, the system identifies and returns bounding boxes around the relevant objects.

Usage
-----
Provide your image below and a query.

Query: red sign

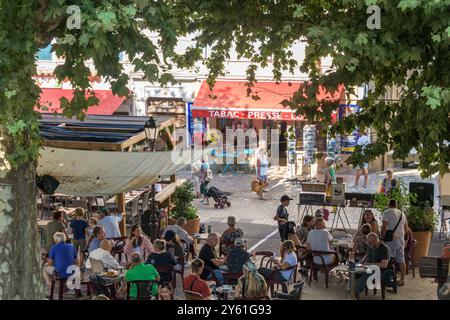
[191,109,306,121]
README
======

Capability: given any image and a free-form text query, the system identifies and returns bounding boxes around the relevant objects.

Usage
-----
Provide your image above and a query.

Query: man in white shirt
[381,199,408,286]
[85,240,121,270]
[353,128,370,188]
[97,208,124,239]
[162,217,194,246]
[306,218,336,265]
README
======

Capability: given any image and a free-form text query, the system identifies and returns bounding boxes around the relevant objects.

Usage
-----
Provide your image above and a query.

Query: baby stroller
[206,186,231,209]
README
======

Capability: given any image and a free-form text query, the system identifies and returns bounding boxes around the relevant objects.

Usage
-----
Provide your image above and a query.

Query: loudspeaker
[409,182,434,207]
[299,192,325,206]
[345,192,375,208]
[36,175,60,194]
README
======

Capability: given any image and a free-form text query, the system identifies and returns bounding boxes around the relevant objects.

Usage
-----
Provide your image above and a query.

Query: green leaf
[398,0,421,11]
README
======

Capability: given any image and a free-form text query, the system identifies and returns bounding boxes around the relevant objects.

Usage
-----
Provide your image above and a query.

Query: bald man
[85,239,121,270]
[198,233,226,285]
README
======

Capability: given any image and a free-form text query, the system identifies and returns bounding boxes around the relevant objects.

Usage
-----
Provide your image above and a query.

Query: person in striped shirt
[183,259,211,300]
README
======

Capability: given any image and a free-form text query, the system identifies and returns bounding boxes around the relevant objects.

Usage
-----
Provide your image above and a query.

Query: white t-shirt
[307,229,335,265]
[85,248,121,270]
[280,251,297,280]
[382,208,407,241]
[357,135,370,149]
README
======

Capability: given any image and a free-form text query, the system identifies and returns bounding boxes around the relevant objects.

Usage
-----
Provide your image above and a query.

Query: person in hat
[125,251,160,298]
[97,208,125,239]
[163,229,184,258]
[236,261,268,299]
[225,238,250,273]
[220,216,244,255]
[274,195,293,239]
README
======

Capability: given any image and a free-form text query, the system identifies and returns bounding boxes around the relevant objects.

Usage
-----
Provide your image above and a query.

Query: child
[88,217,97,238]
[70,208,89,268]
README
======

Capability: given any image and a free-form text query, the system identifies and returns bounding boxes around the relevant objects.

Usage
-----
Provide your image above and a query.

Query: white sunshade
[37,147,198,196]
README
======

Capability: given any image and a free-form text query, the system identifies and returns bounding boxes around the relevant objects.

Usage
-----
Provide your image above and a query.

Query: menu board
[303,125,316,165]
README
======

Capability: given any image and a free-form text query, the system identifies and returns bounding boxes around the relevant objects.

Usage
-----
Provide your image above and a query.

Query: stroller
[206,186,231,209]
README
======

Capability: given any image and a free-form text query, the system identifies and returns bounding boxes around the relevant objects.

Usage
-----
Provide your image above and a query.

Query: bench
[419,256,449,288]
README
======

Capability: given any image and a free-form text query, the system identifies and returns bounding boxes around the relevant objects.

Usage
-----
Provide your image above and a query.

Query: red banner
[191,109,306,121]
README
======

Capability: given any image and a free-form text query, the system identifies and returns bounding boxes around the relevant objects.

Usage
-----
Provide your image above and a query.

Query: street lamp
[144,116,158,151]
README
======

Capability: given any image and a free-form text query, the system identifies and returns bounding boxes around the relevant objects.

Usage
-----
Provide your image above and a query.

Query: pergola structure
[37,113,184,235]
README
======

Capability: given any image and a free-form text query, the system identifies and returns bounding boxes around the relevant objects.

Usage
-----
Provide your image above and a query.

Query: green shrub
[170,181,199,220]
[374,178,417,211]
[405,205,438,232]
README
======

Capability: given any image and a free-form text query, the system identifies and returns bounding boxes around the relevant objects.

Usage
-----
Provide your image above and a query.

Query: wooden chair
[155,264,176,289]
[49,272,69,300]
[109,236,128,263]
[267,264,298,297]
[254,251,275,268]
[308,250,339,288]
[365,258,398,300]
[273,280,306,300]
[126,280,156,300]
[405,239,417,278]
[222,272,243,285]
[184,290,204,300]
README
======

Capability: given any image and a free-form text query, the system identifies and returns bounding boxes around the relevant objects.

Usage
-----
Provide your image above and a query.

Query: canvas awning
[192,80,345,121]
[37,147,197,196]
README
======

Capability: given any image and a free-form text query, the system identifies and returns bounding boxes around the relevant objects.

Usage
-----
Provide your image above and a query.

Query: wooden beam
[117,193,126,236]
[41,139,123,151]
[164,126,175,148]
[120,131,147,150]
[61,126,138,133]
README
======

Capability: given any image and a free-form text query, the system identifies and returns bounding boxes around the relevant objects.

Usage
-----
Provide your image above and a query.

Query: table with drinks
[335,261,371,300]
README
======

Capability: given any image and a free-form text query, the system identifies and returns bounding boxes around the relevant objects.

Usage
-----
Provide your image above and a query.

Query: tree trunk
[0,162,44,299]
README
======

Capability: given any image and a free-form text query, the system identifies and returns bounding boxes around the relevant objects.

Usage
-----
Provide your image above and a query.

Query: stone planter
[412,231,432,266]
[168,217,201,236]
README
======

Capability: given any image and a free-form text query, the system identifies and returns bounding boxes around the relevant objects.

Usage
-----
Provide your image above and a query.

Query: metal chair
[254,251,275,268]
[273,280,306,300]
[267,264,298,297]
[405,239,417,278]
[308,250,339,288]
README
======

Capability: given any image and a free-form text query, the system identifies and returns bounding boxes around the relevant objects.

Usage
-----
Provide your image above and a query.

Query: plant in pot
[169,181,200,235]
[374,178,417,212]
[405,205,438,266]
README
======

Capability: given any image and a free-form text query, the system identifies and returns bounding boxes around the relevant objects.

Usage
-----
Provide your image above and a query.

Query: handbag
[383,211,402,242]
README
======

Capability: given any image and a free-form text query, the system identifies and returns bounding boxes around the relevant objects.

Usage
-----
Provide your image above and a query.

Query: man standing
[46,211,70,252]
[353,128,370,189]
[274,195,293,239]
[381,199,408,286]
[97,208,124,239]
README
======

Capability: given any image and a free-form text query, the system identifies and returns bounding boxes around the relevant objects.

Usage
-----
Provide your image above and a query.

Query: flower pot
[412,231,432,266]
[168,217,201,236]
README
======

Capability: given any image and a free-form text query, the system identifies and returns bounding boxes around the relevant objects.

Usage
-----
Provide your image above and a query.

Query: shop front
[191,80,345,168]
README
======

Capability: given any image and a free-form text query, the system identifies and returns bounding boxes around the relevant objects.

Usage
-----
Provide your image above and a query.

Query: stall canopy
[192,80,345,121]
[37,147,195,196]
[37,88,126,115]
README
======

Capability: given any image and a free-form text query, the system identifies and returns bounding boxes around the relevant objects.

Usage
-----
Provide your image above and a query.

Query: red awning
[192,80,345,121]
[36,88,126,115]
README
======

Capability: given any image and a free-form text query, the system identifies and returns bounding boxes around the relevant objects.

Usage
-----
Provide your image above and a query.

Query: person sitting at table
[70,208,89,268]
[282,221,302,248]
[257,240,298,293]
[125,251,160,299]
[355,232,390,299]
[225,238,250,273]
[146,239,176,282]
[183,259,212,300]
[358,209,379,235]
[46,211,70,253]
[306,218,336,265]
[199,233,226,286]
[97,208,124,239]
[163,230,185,258]
[158,282,175,300]
[124,225,154,261]
[220,216,244,255]
[43,232,81,297]
[85,239,121,271]
[162,217,194,247]
[352,224,371,262]
[89,226,106,253]
[235,261,268,299]
[296,215,314,244]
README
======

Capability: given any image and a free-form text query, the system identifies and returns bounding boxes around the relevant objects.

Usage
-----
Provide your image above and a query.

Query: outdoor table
[332,239,353,263]
[214,284,235,300]
[193,233,209,244]
[335,264,368,300]
[106,189,147,206]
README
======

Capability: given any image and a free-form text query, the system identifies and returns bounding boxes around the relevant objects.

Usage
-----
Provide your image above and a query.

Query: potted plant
[405,205,438,266]
[374,178,416,212]
[168,180,200,235]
